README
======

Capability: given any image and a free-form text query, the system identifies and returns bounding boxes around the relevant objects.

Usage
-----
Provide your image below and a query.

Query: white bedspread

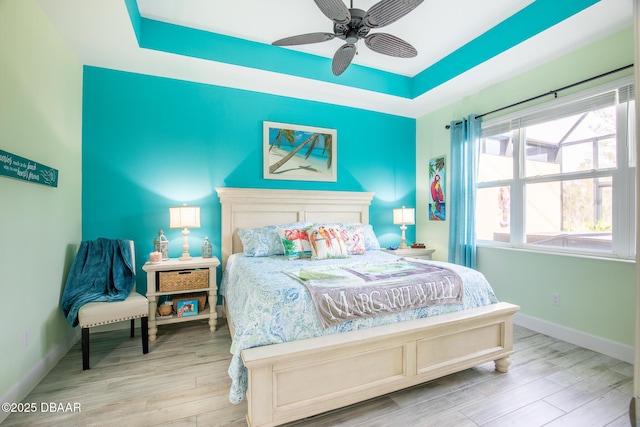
[220,250,499,404]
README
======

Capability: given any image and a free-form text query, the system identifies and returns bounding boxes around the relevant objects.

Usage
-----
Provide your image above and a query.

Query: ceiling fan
[272,0,424,76]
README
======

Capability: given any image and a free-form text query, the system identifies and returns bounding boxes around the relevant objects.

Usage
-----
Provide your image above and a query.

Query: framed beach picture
[429,155,446,221]
[263,121,337,182]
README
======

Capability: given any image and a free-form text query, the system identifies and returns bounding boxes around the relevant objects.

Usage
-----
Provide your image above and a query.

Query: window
[476,78,636,258]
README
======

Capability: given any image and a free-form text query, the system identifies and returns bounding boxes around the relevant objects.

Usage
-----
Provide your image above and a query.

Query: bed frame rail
[242,301,519,427]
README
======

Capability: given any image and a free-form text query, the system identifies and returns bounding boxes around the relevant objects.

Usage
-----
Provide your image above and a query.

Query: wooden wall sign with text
[0,149,58,187]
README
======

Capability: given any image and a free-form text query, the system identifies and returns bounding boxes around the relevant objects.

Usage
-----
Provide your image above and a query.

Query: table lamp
[169,204,201,261]
[393,206,415,249]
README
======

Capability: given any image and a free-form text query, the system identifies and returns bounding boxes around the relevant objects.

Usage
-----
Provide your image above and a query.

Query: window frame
[476,76,636,260]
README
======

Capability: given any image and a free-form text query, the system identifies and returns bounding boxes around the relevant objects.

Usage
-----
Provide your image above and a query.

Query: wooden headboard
[216,188,374,267]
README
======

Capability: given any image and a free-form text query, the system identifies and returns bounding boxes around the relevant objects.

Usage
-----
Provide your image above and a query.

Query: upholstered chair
[77,240,149,370]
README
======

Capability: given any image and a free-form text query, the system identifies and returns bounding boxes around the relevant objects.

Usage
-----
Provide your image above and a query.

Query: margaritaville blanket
[286,260,463,328]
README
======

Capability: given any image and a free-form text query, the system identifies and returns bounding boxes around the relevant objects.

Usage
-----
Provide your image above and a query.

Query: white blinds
[482,81,634,138]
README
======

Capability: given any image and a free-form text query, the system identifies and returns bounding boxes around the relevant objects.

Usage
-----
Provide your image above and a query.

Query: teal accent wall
[140,19,413,98]
[82,67,416,294]
[412,0,600,95]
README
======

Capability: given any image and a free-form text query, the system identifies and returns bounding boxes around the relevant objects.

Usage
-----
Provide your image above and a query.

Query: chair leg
[82,328,90,370]
[141,317,149,354]
[130,319,135,338]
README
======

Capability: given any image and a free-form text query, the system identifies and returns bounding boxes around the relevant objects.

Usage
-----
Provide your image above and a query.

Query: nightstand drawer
[158,268,208,292]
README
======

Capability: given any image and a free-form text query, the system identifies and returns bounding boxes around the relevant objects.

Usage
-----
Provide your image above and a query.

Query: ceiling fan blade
[314,0,351,24]
[273,33,335,46]
[364,0,424,28]
[365,33,417,57]
[332,43,357,76]
[271,33,335,46]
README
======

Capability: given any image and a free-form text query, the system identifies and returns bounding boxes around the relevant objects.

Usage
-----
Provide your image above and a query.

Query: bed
[217,187,519,427]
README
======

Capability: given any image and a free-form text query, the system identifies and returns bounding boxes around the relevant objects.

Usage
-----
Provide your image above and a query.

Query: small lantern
[201,236,212,258]
[153,229,169,261]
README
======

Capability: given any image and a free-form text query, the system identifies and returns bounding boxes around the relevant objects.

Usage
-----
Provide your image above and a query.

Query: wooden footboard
[241,302,519,427]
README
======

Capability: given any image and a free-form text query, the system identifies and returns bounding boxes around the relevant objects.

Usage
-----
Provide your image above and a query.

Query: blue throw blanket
[61,238,135,326]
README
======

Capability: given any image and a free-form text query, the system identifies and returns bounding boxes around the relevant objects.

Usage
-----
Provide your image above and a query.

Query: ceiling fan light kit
[272,0,424,76]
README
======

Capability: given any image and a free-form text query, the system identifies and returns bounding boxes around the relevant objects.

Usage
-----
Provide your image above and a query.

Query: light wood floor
[3,319,634,427]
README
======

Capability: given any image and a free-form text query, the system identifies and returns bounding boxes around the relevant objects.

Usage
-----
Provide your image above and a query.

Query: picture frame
[429,155,446,221]
[263,121,337,182]
[176,299,198,317]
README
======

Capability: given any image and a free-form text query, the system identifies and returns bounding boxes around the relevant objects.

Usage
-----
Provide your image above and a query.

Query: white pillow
[306,225,350,260]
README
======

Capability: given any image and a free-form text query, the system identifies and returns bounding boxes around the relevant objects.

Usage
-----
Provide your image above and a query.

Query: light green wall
[416,27,636,346]
[0,0,82,401]
[479,248,635,345]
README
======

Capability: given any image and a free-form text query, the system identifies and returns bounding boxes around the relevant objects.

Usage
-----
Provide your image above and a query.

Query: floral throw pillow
[314,222,379,253]
[277,227,312,260]
[358,223,381,250]
[239,222,312,256]
[306,225,350,260]
[340,224,367,255]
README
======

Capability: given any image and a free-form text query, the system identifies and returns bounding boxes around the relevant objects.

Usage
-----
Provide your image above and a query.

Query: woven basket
[173,292,207,315]
[158,268,208,292]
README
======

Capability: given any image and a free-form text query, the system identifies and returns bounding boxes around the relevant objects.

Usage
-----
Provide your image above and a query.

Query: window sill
[476,242,635,264]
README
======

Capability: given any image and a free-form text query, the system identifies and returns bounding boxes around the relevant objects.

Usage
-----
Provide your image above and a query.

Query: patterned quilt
[220,250,499,404]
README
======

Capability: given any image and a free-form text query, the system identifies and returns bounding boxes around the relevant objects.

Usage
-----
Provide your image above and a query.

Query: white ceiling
[37,0,632,118]
[137,0,537,77]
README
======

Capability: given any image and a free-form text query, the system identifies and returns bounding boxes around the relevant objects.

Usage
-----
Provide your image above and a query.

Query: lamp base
[398,224,408,249]
[179,228,192,261]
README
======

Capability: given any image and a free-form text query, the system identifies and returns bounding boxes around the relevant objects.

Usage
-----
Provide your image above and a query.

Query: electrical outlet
[23,328,30,348]
[551,293,560,306]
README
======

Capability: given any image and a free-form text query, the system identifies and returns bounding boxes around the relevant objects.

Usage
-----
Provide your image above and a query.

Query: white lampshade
[393,206,415,225]
[169,205,201,229]
[169,204,200,261]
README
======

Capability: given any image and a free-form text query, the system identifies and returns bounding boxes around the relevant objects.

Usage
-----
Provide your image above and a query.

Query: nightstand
[382,247,435,260]
[142,256,220,341]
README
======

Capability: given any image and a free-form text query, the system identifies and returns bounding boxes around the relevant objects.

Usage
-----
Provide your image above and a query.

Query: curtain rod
[444,63,633,129]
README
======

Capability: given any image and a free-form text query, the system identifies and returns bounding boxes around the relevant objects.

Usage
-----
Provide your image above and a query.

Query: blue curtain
[448,115,482,268]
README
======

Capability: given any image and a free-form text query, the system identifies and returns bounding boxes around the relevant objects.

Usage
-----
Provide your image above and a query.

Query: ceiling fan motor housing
[334,8,370,43]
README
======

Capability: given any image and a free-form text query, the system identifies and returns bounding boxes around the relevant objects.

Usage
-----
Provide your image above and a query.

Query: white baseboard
[515,312,634,364]
[0,327,80,424]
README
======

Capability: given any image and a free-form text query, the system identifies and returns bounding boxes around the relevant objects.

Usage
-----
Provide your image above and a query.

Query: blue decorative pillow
[360,223,381,250]
[239,222,312,256]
